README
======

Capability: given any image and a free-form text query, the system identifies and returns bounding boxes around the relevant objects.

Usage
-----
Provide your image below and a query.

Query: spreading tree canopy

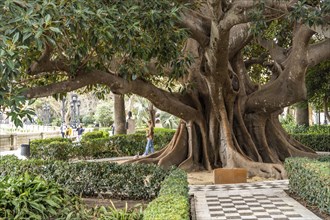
[1,0,329,178]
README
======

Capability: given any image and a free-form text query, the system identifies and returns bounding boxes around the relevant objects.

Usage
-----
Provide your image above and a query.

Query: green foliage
[0,156,170,200]
[31,129,175,160]
[30,137,72,160]
[82,130,108,141]
[281,124,330,151]
[0,0,189,125]
[94,202,143,220]
[0,172,86,219]
[306,61,330,109]
[144,169,189,220]
[81,113,95,126]
[95,102,114,127]
[290,0,329,27]
[285,157,330,214]
[40,141,73,160]
[288,125,330,134]
[158,169,189,197]
[290,134,330,152]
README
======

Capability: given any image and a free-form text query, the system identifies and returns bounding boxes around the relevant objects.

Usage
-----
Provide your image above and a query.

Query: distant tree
[81,113,95,126]
[95,103,113,127]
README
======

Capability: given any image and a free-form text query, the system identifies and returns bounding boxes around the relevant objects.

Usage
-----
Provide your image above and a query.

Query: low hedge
[285,156,330,214]
[30,137,72,158]
[30,129,175,160]
[0,155,170,200]
[81,130,108,141]
[290,134,330,152]
[143,169,189,220]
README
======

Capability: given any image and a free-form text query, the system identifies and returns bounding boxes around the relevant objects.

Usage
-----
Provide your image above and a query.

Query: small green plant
[95,201,143,220]
[0,172,84,219]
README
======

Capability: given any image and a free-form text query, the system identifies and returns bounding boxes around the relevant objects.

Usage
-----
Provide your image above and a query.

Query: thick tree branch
[179,9,211,48]
[27,44,71,75]
[228,23,253,59]
[246,25,314,113]
[307,39,330,67]
[257,38,287,65]
[24,70,201,122]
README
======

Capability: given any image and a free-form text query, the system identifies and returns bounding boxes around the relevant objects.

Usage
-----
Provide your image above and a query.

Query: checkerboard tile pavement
[190,181,322,220]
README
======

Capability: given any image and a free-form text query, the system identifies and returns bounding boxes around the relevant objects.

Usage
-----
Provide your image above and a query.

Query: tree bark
[114,94,126,135]
[295,103,309,127]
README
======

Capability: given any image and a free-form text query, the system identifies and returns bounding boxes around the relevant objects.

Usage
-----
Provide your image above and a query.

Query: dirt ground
[187,170,275,184]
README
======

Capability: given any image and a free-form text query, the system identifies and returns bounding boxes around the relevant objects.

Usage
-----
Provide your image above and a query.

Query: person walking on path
[76,125,84,142]
[60,123,67,138]
[142,120,154,156]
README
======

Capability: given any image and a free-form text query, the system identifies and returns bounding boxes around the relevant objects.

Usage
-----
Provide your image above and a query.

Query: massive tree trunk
[23,2,330,179]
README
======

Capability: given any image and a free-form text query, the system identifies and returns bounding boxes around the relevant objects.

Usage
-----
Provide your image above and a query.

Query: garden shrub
[285,156,330,214]
[30,128,175,160]
[30,137,72,159]
[82,130,108,141]
[0,172,86,219]
[290,134,330,152]
[144,169,189,220]
[40,141,74,160]
[281,125,330,152]
[0,156,170,200]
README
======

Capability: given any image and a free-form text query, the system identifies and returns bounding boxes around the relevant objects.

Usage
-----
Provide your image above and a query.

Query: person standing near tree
[142,120,154,156]
[60,123,67,138]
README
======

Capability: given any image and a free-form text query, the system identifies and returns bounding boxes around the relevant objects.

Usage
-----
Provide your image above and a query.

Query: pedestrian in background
[60,123,67,138]
[142,120,154,156]
[76,125,84,142]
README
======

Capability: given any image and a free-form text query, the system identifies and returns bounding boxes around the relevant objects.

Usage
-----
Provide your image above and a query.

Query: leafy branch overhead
[0,0,190,122]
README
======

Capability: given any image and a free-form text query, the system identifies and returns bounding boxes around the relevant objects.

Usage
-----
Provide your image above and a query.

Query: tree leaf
[49,27,61,34]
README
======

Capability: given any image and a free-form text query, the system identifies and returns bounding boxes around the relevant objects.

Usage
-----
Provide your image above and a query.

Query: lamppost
[42,104,50,125]
[77,100,81,125]
[61,98,66,124]
[70,94,80,128]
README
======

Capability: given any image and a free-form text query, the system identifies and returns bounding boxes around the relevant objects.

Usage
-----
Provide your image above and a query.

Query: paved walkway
[189,180,322,220]
[0,149,26,159]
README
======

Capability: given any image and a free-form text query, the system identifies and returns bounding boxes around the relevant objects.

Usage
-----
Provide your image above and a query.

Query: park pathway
[189,180,322,220]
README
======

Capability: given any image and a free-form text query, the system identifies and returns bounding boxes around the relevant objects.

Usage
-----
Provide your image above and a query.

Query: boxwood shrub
[290,134,330,152]
[30,129,175,160]
[143,169,189,220]
[0,155,170,200]
[285,156,330,214]
[82,130,108,141]
[30,137,72,159]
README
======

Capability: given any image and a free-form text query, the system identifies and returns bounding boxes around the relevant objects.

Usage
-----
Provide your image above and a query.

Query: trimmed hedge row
[144,169,189,220]
[0,155,170,200]
[285,156,330,214]
[290,134,330,152]
[30,129,175,160]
